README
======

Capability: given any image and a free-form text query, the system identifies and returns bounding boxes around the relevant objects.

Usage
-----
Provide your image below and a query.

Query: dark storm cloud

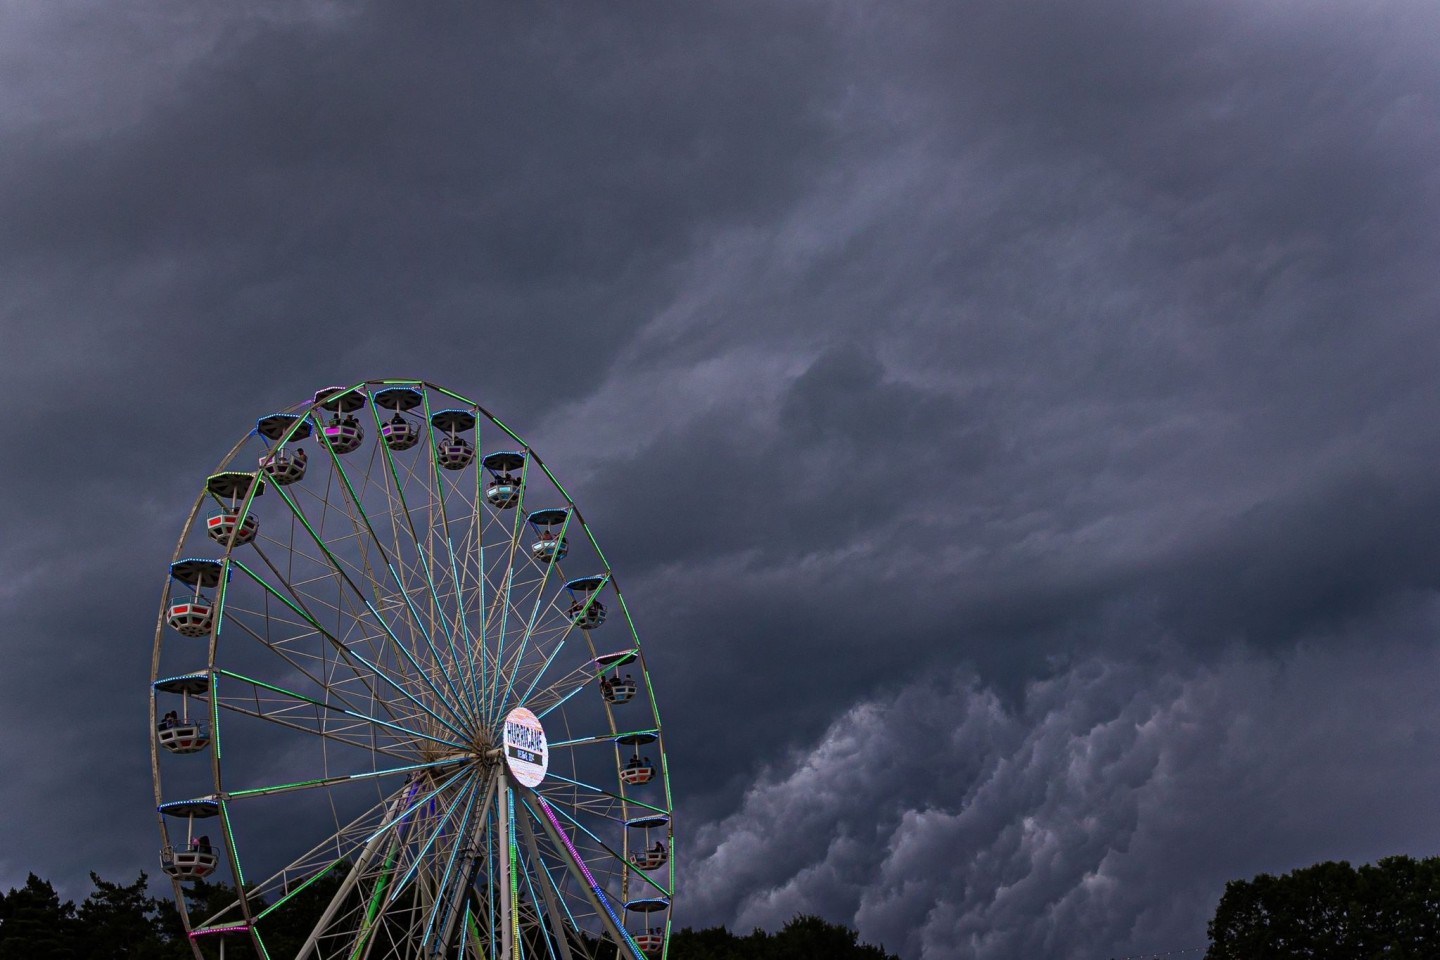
[0,0,849,892]
[3,0,1440,957]
[2,0,842,428]
[686,626,1440,959]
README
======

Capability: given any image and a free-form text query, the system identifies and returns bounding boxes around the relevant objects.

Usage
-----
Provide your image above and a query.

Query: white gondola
[258,448,307,485]
[321,415,363,454]
[531,531,568,563]
[436,436,475,470]
[167,598,213,638]
[569,599,606,629]
[620,758,656,785]
[159,799,220,879]
[205,472,263,546]
[381,414,421,451]
[431,409,476,470]
[168,560,222,638]
[635,930,665,953]
[565,575,608,629]
[205,510,258,547]
[160,845,218,879]
[631,845,668,870]
[602,675,638,704]
[528,508,570,563]
[157,721,211,754]
[155,673,211,754]
[485,477,520,508]
[483,451,526,508]
[376,387,423,451]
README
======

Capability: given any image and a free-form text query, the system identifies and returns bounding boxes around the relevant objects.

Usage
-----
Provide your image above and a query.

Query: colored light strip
[253,857,346,921]
[228,755,466,799]
[216,664,467,750]
[547,728,657,749]
[544,772,670,816]
[244,490,473,741]
[508,789,521,951]
[535,796,643,958]
[413,389,482,722]
[190,923,250,938]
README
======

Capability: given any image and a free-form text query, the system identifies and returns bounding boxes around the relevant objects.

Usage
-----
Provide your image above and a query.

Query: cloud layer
[687,620,1440,958]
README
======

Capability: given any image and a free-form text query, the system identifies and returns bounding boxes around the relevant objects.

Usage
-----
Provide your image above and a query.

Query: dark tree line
[0,871,900,960]
[0,872,186,960]
[666,915,901,960]
[1206,855,1440,959]
[16,854,1440,960]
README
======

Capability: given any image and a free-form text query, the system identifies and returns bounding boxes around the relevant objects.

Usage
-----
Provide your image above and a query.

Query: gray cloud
[686,623,1440,959]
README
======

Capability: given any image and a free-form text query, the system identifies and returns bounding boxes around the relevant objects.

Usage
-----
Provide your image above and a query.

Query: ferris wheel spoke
[237,548,396,675]
[513,583,610,714]
[519,791,640,960]
[341,774,483,960]
[216,669,468,752]
[383,775,481,908]
[349,766,475,854]
[263,483,476,733]
[227,755,472,802]
[464,426,490,729]
[528,673,592,722]
[547,729,657,751]
[249,516,427,689]
[374,549,480,729]
[418,392,485,714]
[321,424,483,732]
[517,858,564,960]
[499,609,579,713]
[502,509,576,698]
[483,466,539,721]
[202,777,427,945]
[542,772,668,817]
[363,398,487,722]
[228,559,473,741]
[494,617,575,727]
[421,771,499,953]
[529,795,672,922]
[481,563,518,728]
[217,590,416,732]
[529,793,628,869]
[514,810,579,960]
[288,777,437,960]
[515,837,572,960]
[530,654,627,721]
[461,530,496,736]
[214,700,418,761]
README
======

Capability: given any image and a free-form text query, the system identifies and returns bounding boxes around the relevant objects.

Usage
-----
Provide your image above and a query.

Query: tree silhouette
[1207,855,1440,959]
[0,873,77,960]
[3,871,902,959]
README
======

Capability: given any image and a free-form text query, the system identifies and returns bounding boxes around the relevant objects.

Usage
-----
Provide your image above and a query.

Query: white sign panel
[503,707,548,787]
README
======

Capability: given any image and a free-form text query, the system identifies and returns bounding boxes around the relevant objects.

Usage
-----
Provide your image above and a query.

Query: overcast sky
[3,2,1440,958]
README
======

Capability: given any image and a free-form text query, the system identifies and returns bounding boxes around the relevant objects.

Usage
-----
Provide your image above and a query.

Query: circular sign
[503,707,548,787]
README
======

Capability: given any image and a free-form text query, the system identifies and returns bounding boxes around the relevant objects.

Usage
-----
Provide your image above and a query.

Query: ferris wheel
[149,380,673,960]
